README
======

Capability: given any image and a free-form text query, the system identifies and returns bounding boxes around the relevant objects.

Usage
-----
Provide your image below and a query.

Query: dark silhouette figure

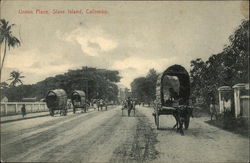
[21,104,26,117]
[126,97,133,116]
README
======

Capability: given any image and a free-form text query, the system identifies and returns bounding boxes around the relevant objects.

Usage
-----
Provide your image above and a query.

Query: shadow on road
[157,127,176,131]
[1,114,50,124]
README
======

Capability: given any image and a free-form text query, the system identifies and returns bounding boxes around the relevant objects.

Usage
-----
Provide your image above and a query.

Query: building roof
[233,83,249,89]
[218,86,232,91]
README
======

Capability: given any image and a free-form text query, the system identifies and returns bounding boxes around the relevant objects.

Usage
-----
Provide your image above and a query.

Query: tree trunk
[0,39,7,78]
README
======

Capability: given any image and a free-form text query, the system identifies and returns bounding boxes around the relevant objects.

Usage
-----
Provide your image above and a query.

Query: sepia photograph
[0,0,249,162]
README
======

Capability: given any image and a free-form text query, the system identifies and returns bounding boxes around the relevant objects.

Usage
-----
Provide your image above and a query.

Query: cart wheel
[184,117,190,129]
[50,109,54,116]
[73,108,76,114]
[155,112,159,129]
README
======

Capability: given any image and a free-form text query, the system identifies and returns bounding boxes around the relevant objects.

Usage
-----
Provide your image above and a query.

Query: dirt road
[1,106,249,162]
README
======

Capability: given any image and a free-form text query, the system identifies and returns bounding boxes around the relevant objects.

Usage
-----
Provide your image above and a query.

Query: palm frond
[8,36,20,49]
[0,19,19,46]
[0,19,8,29]
[8,70,25,86]
[16,79,23,84]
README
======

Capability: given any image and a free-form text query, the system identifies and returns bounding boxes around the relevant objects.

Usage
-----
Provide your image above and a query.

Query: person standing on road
[209,94,217,120]
[126,97,133,116]
[100,98,104,110]
[21,104,26,118]
[93,99,97,110]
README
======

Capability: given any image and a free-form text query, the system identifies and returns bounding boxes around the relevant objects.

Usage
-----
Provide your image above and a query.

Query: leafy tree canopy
[3,67,121,102]
[190,20,249,106]
[131,68,159,103]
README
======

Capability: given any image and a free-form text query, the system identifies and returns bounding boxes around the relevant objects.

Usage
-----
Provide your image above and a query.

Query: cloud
[60,26,118,56]
[112,56,178,87]
[2,49,74,84]
[2,1,244,88]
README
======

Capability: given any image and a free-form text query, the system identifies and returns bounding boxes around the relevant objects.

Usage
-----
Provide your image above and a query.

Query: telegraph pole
[82,77,88,100]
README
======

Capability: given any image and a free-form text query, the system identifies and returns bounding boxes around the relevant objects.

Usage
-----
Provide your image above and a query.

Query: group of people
[209,94,232,120]
[122,97,137,116]
[93,98,108,111]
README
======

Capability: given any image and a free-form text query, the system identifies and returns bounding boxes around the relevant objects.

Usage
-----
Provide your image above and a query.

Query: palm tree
[0,19,21,77]
[8,71,24,87]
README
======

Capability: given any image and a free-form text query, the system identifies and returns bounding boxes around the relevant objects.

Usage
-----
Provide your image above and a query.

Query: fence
[0,102,48,116]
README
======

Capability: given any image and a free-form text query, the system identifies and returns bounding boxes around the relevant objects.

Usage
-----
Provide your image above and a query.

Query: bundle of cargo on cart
[152,64,193,135]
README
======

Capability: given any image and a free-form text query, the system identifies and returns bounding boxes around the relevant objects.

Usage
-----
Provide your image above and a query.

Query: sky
[1,1,249,88]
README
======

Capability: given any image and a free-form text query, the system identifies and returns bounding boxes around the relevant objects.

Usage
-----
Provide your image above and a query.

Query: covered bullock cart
[153,65,193,134]
[71,90,88,113]
[46,89,68,116]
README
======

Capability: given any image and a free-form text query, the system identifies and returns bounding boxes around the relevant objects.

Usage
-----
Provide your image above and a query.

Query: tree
[190,20,249,108]
[0,81,9,89]
[131,77,147,102]
[0,81,9,100]
[0,19,21,77]
[146,68,158,101]
[8,71,24,87]
[3,66,121,102]
[131,69,159,103]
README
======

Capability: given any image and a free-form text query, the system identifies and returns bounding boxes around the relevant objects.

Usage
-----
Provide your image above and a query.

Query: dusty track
[1,106,249,162]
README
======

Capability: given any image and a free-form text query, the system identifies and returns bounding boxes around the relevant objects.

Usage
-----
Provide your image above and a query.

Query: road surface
[1,106,249,162]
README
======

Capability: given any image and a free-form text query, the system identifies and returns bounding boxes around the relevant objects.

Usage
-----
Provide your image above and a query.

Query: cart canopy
[71,90,86,107]
[155,64,190,106]
[71,90,85,101]
[46,89,67,109]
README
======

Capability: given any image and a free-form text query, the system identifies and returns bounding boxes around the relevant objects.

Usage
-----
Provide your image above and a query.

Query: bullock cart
[46,89,68,116]
[153,65,193,135]
[71,90,88,113]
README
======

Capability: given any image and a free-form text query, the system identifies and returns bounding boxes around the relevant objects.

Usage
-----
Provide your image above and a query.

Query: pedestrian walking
[21,104,26,117]
[126,97,133,116]
[99,98,104,110]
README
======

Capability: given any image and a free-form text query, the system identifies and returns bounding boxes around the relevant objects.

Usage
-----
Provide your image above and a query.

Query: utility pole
[86,80,88,100]
[82,77,88,100]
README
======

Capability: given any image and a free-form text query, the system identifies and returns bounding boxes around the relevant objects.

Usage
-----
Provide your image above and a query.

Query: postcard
[0,1,249,162]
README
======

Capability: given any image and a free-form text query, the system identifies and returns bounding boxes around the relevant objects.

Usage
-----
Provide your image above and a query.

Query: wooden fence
[0,102,48,116]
